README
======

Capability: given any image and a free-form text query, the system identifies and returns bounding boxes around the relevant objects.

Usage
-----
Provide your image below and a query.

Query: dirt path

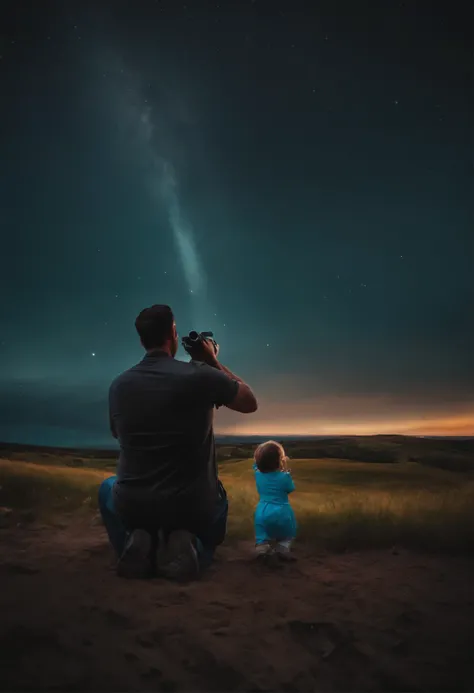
[0,518,472,691]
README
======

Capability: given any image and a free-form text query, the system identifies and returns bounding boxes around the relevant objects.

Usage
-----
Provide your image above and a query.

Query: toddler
[253,440,297,561]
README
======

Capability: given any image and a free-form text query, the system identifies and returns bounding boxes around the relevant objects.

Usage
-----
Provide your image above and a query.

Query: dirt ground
[0,517,472,692]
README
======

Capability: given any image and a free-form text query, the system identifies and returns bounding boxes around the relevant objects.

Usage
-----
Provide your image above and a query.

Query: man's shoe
[116,529,154,579]
[156,530,200,582]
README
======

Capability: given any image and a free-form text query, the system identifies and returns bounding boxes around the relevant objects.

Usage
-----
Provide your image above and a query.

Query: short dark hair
[135,304,174,350]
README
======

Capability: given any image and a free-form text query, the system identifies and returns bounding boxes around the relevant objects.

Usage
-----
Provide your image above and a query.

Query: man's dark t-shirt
[109,351,239,529]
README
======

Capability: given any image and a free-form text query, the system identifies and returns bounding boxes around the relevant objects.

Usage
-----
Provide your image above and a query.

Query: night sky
[1,0,472,446]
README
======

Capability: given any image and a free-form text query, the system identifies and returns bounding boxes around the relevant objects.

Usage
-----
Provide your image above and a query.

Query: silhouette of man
[98,304,257,581]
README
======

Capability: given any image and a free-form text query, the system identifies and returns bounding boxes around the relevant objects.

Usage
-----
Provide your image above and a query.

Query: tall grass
[1,457,473,553]
[222,459,474,554]
[0,459,108,519]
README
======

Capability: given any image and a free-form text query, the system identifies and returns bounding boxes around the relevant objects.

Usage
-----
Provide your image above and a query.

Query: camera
[181,330,218,358]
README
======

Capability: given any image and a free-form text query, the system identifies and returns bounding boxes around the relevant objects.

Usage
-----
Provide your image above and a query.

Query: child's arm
[284,471,295,494]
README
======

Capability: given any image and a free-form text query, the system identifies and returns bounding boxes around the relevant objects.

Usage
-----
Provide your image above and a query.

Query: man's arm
[194,339,258,414]
[210,361,258,414]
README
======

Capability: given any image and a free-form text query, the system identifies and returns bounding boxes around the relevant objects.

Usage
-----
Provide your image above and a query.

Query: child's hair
[254,440,289,473]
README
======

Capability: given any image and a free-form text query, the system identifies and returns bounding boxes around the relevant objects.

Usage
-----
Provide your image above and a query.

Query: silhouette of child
[253,440,297,561]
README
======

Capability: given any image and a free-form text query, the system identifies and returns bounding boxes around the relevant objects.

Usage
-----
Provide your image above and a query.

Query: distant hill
[0,435,472,472]
[216,434,474,444]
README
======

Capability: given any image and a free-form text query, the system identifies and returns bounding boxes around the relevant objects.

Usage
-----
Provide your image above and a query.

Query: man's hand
[199,338,219,366]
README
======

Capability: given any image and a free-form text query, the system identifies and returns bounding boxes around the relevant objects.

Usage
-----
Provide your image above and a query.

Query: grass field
[1,449,473,554]
[2,440,473,693]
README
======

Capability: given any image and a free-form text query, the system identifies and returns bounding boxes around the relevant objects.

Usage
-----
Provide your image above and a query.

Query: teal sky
[0,0,472,445]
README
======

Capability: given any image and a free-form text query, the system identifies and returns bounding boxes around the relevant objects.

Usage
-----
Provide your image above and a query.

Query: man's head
[135,304,178,357]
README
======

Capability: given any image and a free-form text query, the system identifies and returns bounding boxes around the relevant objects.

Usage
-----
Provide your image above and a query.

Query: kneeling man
[98,304,257,581]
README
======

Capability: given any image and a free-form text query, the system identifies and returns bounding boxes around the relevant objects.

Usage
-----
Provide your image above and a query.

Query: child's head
[254,440,288,473]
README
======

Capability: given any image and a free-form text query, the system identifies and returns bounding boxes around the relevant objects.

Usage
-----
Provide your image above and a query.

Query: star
[91,352,96,357]
[394,100,399,105]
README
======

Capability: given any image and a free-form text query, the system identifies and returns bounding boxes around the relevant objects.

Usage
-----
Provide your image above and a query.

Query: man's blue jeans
[98,476,228,572]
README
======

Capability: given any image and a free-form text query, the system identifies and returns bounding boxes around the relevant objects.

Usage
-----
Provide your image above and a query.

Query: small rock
[288,621,343,660]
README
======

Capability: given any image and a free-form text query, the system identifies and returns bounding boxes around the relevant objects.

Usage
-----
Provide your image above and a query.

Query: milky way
[108,57,211,326]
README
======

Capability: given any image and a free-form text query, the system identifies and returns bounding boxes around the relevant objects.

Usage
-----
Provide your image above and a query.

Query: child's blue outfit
[253,464,297,545]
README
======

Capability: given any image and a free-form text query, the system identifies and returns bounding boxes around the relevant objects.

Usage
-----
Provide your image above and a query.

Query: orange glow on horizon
[215,396,474,437]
